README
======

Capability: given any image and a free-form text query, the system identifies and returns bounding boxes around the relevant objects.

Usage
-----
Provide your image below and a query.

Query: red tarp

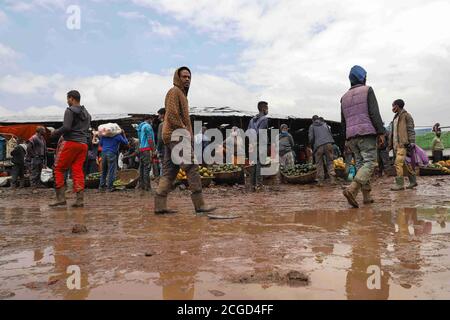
[0,124,51,142]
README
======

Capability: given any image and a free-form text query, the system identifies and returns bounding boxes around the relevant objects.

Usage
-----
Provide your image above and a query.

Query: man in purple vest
[341,65,385,208]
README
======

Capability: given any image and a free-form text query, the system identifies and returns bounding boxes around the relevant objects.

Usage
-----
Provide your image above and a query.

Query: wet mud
[0,175,449,300]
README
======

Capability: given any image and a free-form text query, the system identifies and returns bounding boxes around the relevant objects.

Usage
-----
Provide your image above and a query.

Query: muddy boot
[72,191,84,208]
[343,181,361,208]
[154,195,177,215]
[390,177,405,191]
[362,187,374,204]
[191,192,216,214]
[406,175,418,189]
[49,188,67,207]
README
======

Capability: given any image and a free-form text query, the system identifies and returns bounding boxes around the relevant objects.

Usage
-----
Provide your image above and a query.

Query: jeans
[100,152,118,190]
[139,150,152,190]
[347,136,377,188]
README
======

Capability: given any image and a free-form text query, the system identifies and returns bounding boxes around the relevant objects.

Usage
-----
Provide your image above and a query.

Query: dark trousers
[11,164,25,187]
[139,150,152,190]
[433,150,443,163]
[30,157,44,186]
[377,148,390,176]
[156,143,202,197]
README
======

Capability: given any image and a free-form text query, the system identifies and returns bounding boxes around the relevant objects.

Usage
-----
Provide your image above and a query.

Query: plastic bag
[40,168,53,183]
[98,123,122,137]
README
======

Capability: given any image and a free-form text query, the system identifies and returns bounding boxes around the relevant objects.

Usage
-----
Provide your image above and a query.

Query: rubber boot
[72,191,84,208]
[390,177,405,191]
[154,195,177,215]
[362,185,374,204]
[49,187,67,207]
[343,181,361,208]
[406,175,418,189]
[191,192,216,214]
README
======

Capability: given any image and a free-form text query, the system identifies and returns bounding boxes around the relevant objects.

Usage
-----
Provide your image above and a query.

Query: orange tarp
[0,124,51,142]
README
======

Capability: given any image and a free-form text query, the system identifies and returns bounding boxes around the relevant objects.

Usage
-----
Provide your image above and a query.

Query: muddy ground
[0,175,449,300]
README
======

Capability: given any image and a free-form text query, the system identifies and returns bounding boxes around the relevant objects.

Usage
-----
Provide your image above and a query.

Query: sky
[0,0,449,126]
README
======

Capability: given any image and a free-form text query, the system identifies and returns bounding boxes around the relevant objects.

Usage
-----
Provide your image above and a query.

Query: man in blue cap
[341,65,385,208]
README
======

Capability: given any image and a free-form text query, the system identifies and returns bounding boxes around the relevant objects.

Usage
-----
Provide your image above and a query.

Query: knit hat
[349,65,367,84]
[19,143,27,152]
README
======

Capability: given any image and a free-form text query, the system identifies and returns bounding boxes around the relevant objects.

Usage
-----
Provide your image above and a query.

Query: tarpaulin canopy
[0,124,51,142]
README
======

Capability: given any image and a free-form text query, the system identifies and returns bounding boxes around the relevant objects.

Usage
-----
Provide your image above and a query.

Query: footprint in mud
[230,270,310,287]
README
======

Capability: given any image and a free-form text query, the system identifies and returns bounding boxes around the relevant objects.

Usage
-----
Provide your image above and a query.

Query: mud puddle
[0,181,449,300]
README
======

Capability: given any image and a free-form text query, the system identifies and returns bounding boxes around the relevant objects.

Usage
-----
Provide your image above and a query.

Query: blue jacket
[100,134,128,155]
[137,122,155,151]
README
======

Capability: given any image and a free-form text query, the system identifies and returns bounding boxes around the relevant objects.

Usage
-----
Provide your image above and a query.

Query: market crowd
[3,65,447,212]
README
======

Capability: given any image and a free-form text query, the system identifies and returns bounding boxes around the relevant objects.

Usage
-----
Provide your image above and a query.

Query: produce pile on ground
[436,160,450,167]
[281,163,316,176]
[428,163,450,174]
[113,179,126,187]
[198,166,214,178]
[211,164,242,173]
[86,173,101,180]
[176,166,214,181]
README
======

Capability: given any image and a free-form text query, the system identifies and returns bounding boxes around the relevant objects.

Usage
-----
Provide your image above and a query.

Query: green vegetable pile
[87,173,101,180]
[211,164,242,173]
[281,164,316,176]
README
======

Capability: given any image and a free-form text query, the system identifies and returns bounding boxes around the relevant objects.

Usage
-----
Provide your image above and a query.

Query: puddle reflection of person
[393,208,424,287]
[345,209,391,300]
[49,211,90,300]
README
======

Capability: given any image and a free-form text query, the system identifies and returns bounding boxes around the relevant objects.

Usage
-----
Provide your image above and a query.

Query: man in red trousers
[50,90,92,208]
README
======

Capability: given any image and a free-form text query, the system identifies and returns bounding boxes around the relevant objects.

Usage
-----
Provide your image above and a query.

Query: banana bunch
[333,158,345,170]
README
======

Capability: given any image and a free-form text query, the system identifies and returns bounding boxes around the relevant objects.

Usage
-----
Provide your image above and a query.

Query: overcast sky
[0,0,449,126]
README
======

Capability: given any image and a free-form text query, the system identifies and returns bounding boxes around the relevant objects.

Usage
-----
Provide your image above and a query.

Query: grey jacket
[53,105,92,144]
[279,133,295,157]
[308,120,335,152]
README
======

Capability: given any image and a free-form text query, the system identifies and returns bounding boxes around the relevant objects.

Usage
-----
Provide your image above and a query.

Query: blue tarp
[0,136,5,161]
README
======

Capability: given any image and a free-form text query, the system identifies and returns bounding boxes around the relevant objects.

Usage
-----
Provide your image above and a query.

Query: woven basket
[213,170,243,184]
[281,170,317,184]
[116,169,140,188]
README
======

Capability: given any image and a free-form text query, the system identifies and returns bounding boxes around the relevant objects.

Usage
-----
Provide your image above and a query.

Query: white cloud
[0,74,63,94]
[117,11,146,20]
[0,10,8,24]
[0,71,258,116]
[0,43,19,68]
[148,20,179,37]
[133,0,450,125]
[5,0,66,12]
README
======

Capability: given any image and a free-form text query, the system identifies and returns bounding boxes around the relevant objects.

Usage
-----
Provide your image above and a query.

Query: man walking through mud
[341,66,385,208]
[50,90,92,208]
[154,67,216,215]
[389,99,417,191]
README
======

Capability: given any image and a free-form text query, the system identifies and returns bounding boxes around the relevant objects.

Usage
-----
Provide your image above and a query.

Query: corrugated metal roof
[0,113,132,123]
[0,106,338,123]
